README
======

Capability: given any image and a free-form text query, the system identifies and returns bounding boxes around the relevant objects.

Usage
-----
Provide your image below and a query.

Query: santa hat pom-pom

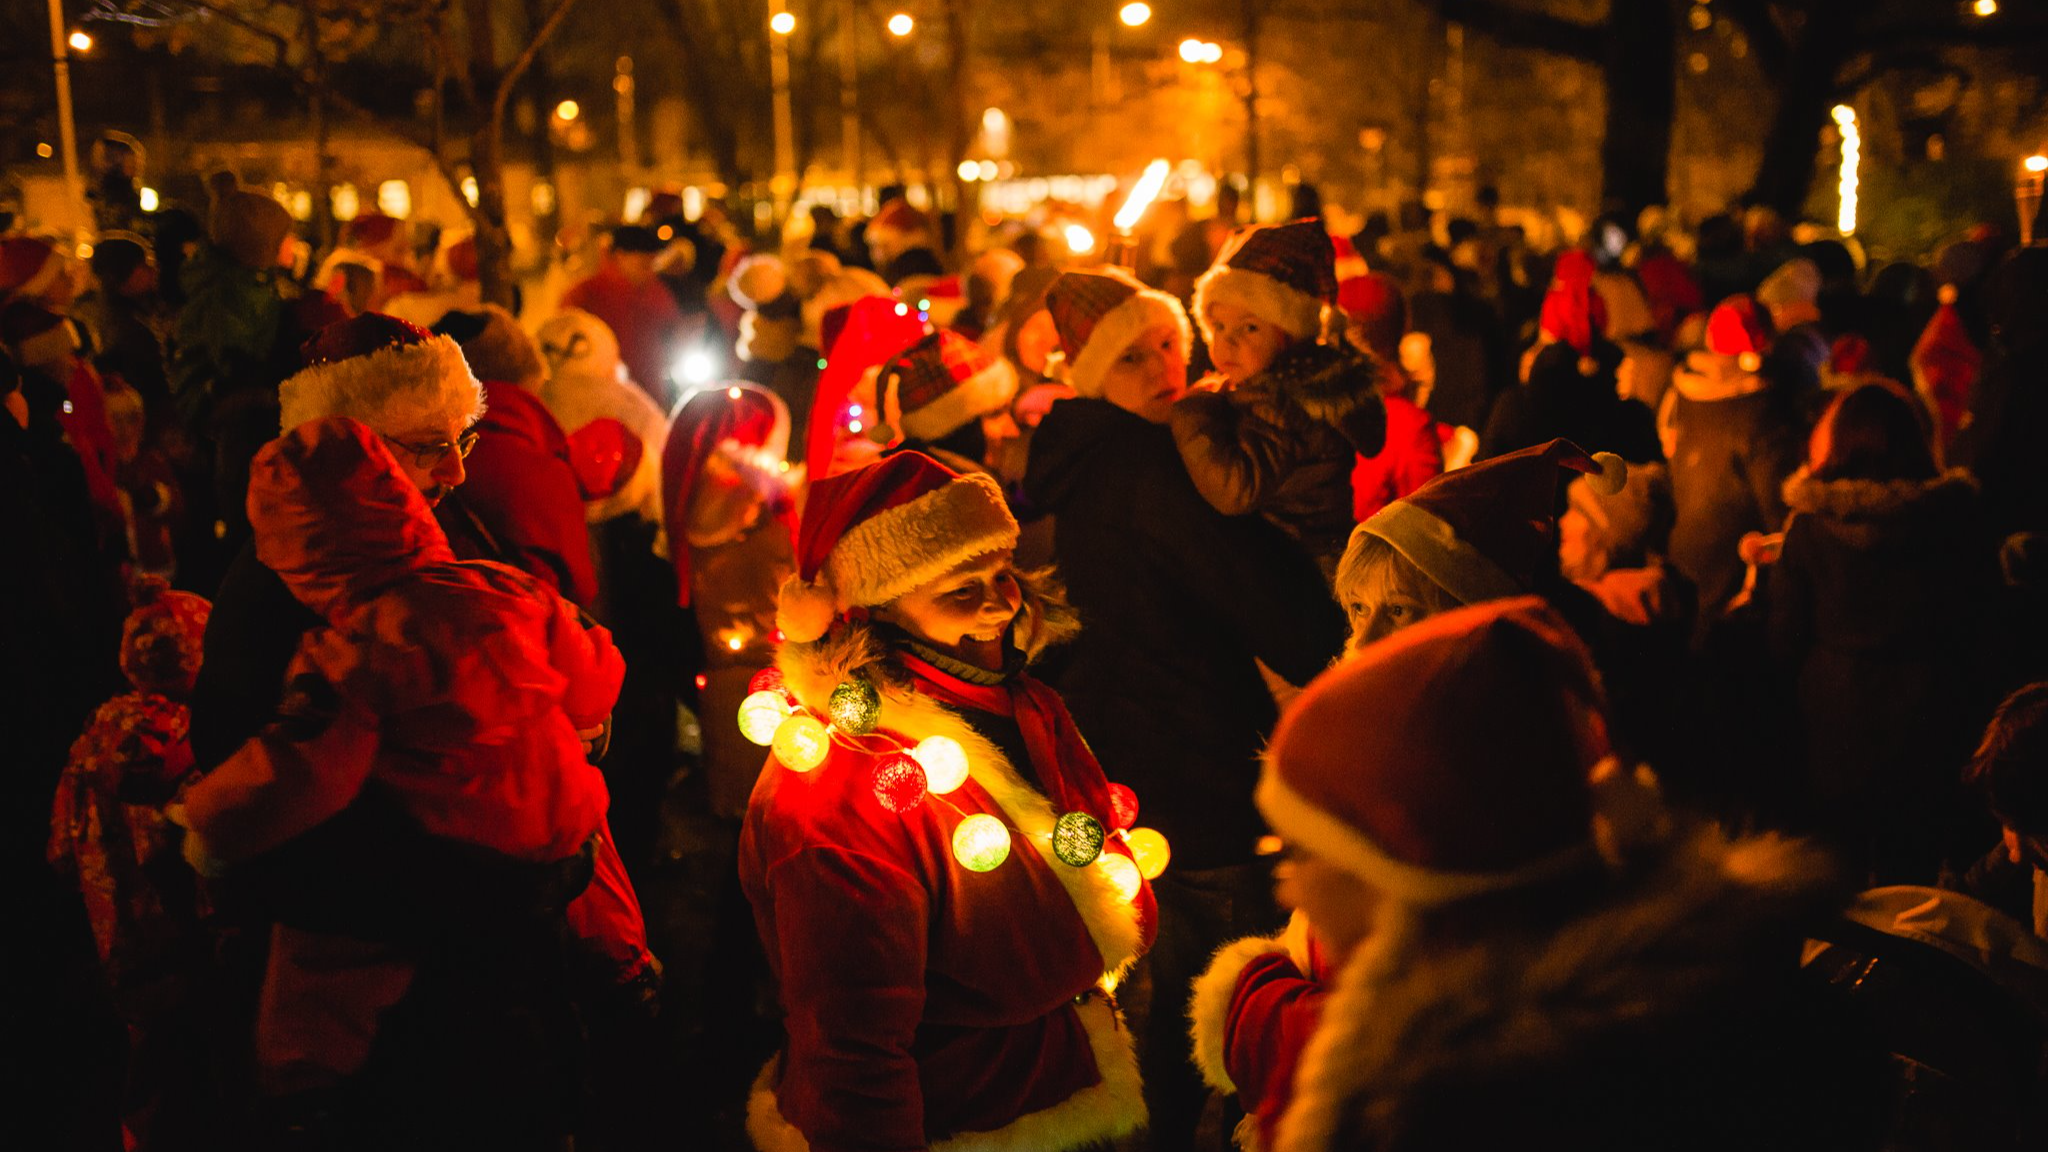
[1737,351,1762,373]
[1937,283,1959,306]
[1590,451,1628,496]
[775,573,838,644]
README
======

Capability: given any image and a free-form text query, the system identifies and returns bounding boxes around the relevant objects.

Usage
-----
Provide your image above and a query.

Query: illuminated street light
[138,186,159,212]
[1179,39,1205,63]
[957,160,981,181]
[1119,3,1152,27]
[1974,0,1998,16]
[1064,223,1096,255]
[888,12,914,36]
[770,11,796,34]
[68,30,91,52]
[555,99,580,121]
[2026,155,2048,173]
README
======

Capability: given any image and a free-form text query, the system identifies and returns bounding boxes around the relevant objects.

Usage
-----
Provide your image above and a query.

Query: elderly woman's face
[1101,323,1187,424]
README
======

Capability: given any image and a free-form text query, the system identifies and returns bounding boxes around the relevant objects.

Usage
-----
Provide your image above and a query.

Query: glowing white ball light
[738,691,792,746]
[912,736,970,794]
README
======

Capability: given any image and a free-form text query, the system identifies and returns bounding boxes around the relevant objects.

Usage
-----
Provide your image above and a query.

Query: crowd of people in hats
[7,164,2048,1152]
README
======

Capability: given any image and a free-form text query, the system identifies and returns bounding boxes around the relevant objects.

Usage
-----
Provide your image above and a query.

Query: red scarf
[899,653,1116,828]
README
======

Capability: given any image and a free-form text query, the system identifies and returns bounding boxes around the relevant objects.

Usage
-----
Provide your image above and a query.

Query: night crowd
[7,157,2048,1152]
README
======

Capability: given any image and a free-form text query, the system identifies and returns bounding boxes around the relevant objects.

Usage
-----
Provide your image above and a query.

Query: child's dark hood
[1781,466,1978,547]
[1259,342,1388,456]
[248,416,455,618]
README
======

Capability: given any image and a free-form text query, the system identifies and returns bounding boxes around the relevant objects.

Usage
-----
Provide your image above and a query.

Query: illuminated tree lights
[739,673,1168,885]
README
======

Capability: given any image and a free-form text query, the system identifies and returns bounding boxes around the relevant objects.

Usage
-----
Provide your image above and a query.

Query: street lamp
[770,10,796,34]
[68,29,91,52]
[888,12,914,36]
[1119,3,1152,27]
[1974,1,1998,17]
[554,99,580,121]
[1179,39,1222,64]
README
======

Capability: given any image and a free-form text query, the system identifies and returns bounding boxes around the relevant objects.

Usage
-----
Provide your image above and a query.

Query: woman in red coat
[740,451,1159,1152]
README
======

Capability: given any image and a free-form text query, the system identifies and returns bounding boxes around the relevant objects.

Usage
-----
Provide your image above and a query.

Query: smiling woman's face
[879,549,1023,671]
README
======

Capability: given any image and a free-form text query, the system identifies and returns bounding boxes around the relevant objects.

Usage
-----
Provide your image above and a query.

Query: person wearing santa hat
[1658,295,1806,639]
[740,450,1156,1152]
[870,327,1021,477]
[1909,284,1980,461]
[1196,596,1875,1152]
[1177,218,1387,573]
[563,224,693,408]
[1335,270,1445,523]
[1025,266,1346,1151]
[1485,250,1660,464]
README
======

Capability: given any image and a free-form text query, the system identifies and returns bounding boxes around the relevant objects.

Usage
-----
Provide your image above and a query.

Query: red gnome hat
[806,296,929,480]
[1705,295,1770,374]
[1360,438,1627,605]
[1193,218,1337,343]
[877,329,1018,442]
[1539,249,1610,359]
[1910,284,1981,454]
[1043,267,1190,399]
[662,383,793,607]
[1258,596,1614,902]
[775,451,1018,643]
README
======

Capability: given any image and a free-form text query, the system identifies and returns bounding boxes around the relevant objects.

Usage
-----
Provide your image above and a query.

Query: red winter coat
[1190,914,1334,1152]
[1350,392,1445,523]
[563,263,689,406]
[445,381,598,607]
[741,624,1156,1152]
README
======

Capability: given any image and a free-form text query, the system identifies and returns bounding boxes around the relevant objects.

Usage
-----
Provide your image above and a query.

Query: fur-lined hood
[1669,350,1768,403]
[1253,342,1388,456]
[1781,466,1977,523]
[1275,824,1846,1152]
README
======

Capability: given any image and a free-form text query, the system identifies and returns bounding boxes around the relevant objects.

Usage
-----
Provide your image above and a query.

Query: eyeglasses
[383,427,481,469]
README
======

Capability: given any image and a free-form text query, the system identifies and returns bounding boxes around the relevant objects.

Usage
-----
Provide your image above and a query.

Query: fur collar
[1252,343,1388,455]
[1780,466,1977,521]
[1669,352,1767,402]
[772,582,1141,981]
[1274,824,1842,1152]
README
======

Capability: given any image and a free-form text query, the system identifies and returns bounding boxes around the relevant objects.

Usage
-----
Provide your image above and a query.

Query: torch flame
[1113,159,1172,232]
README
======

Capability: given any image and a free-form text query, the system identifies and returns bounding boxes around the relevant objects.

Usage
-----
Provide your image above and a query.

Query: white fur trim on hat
[1358,500,1523,607]
[1254,765,1599,907]
[897,355,1019,442]
[277,333,485,434]
[5,246,63,305]
[1066,290,1192,400]
[825,471,1019,610]
[1194,264,1328,345]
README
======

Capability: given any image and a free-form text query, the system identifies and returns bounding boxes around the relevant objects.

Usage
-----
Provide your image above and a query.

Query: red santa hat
[878,329,1019,442]
[0,236,64,305]
[279,312,485,434]
[1909,284,1980,447]
[776,451,1018,643]
[1258,596,1615,903]
[1705,295,1770,374]
[866,199,934,253]
[342,212,404,250]
[1336,271,1407,362]
[662,383,793,607]
[120,575,212,701]
[1193,218,1337,343]
[807,296,931,479]
[1537,249,1609,358]
[1043,267,1190,399]
[1360,438,1626,605]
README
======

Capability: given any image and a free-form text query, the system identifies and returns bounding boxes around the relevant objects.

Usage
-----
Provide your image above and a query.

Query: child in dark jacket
[1171,219,1386,572]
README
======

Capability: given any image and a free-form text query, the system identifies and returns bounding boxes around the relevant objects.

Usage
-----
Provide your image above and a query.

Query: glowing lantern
[912,736,970,794]
[772,714,830,772]
[1126,827,1171,880]
[1052,812,1107,867]
[828,678,882,734]
[748,667,786,696]
[1106,783,1139,830]
[738,691,793,745]
[1097,853,1143,902]
[953,814,1011,872]
[872,754,929,813]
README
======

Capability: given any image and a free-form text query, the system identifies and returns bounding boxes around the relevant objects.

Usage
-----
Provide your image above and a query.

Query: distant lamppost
[46,1,86,229]
[768,2,798,221]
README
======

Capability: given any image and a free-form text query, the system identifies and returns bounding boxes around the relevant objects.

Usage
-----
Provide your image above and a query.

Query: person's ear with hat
[1335,438,1628,654]
[1041,267,1191,424]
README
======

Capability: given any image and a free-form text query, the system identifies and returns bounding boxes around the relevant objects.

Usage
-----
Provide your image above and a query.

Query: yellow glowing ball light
[738,691,794,746]
[1125,828,1171,880]
[953,814,1012,872]
[1097,853,1144,902]
[913,736,971,794]
[772,714,831,772]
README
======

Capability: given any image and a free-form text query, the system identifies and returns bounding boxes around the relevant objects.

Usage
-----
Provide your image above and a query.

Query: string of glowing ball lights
[738,668,1171,894]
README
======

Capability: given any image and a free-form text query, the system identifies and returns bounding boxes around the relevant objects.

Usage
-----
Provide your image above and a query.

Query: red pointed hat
[1258,596,1613,903]
[1538,249,1609,357]
[663,383,795,607]
[879,329,1019,442]
[1360,438,1626,605]
[806,296,929,479]
[1705,295,1770,373]
[1043,267,1190,399]
[1193,218,1337,342]
[775,450,1018,642]
[1910,286,1980,448]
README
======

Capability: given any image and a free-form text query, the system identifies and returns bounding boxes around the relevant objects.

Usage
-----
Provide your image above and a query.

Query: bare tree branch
[490,0,579,134]
[1430,0,1600,63]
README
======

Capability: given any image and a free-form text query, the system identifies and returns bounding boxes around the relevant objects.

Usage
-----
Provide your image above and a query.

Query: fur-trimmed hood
[1274,824,1849,1152]
[1257,342,1388,456]
[1781,466,1977,523]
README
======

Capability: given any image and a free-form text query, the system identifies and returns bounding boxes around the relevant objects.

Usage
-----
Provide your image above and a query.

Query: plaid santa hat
[877,329,1019,442]
[1258,595,1616,903]
[279,312,484,434]
[1193,218,1337,344]
[1360,438,1626,605]
[776,451,1018,643]
[1043,268,1190,399]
